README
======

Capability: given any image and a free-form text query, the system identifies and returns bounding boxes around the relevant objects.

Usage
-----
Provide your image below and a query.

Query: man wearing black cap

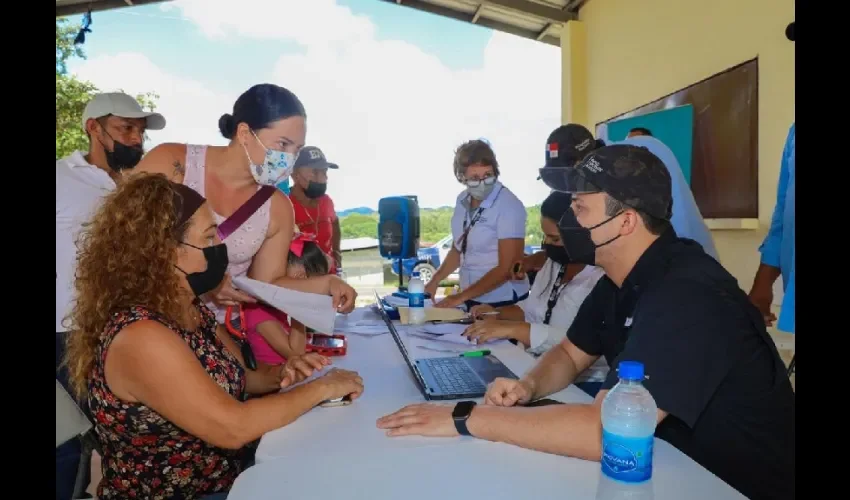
[288,146,342,273]
[519,124,606,279]
[537,123,605,189]
[376,144,795,500]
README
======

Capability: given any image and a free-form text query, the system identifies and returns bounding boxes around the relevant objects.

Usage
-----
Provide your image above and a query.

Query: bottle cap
[617,361,644,381]
[412,271,421,278]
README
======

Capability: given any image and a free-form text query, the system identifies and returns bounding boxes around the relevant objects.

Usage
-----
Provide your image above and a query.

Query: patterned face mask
[243,131,296,186]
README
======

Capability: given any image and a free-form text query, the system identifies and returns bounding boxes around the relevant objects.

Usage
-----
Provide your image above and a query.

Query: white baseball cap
[81,92,166,131]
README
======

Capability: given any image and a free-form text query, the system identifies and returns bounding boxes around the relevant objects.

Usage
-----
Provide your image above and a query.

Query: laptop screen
[373,291,418,378]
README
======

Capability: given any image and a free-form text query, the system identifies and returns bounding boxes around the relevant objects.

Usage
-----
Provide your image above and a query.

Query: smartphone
[319,395,352,408]
[310,336,346,349]
[307,333,347,356]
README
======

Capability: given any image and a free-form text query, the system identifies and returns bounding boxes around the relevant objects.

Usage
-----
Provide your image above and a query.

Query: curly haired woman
[65,174,364,500]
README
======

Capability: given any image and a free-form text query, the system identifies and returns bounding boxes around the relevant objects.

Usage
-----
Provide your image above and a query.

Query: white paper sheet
[233,277,336,334]
[405,329,509,347]
[414,342,466,354]
[334,323,389,336]
[414,323,468,336]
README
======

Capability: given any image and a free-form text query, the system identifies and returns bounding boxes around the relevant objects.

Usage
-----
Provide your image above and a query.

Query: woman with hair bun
[136,84,357,329]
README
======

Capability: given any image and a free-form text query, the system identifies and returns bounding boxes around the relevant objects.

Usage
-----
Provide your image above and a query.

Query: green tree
[338,204,544,246]
[56,19,159,160]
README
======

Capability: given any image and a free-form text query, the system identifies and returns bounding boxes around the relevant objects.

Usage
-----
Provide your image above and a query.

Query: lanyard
[457,185,503,255]
[224,305,258,371]
[543,265,568,325]
[459,208,485,255]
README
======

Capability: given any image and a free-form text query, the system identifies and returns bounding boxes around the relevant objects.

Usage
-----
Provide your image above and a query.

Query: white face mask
[243,131,296,186]
[466,176,497,201]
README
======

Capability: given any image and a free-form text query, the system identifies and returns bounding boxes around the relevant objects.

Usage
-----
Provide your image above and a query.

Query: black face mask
[304,181,327,199]
[100,131,144,172]
[177,243,229,297]
[558,208,622,266]
[542,243,570,266]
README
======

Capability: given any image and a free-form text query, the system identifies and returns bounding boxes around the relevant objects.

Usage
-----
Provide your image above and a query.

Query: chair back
[56,380,92,448]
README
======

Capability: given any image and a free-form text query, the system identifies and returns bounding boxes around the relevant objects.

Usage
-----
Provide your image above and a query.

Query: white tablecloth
[229,306,745,499]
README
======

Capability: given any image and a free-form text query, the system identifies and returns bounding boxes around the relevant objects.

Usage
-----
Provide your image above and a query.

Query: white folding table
[228,306,746,499]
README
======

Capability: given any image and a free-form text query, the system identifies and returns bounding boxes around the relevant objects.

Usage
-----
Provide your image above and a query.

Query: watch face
[452,401,476,419]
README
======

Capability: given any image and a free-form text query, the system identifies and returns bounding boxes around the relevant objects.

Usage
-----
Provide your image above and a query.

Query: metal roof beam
[536,22,552,41]
[380,0,561,46]
[471,4,485,24]
[56,0,171,18]
[483,0,574,23]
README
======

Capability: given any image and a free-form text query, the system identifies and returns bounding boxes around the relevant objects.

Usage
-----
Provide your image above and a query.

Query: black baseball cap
[537,124,600,186]
[294,146,338,169]
[564,144,673,220]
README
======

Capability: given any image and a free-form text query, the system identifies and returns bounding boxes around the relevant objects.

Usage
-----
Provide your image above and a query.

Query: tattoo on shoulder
[173,161,185,176]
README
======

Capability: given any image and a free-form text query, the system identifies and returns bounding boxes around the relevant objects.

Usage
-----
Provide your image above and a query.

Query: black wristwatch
[452,401,477,436]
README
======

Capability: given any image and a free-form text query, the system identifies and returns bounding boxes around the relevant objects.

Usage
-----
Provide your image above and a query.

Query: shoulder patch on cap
[548,143,559,158]
[575,138,591,151]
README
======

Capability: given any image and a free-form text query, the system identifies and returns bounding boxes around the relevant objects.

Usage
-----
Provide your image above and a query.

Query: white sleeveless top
[182,144,273,322]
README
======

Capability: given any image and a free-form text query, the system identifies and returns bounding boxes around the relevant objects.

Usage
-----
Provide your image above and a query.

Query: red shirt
[289,193,338,272]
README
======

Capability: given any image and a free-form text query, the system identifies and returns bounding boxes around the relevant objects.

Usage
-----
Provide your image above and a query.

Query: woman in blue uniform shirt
[425,139,529,309]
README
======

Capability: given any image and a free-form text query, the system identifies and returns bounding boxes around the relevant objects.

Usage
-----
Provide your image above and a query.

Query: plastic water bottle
[408,271,426,325]
[601,361,657,483]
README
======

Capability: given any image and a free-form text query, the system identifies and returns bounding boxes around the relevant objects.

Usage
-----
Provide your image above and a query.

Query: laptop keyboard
[423,358,486,395]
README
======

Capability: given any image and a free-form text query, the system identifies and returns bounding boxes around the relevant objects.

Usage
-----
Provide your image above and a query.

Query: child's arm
[256,319,300,361]
[288,319,308,356]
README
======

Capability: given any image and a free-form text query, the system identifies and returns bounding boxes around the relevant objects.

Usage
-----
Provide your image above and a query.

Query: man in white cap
[55,92,165,500]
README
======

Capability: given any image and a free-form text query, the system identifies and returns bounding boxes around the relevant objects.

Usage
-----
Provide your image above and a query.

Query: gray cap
[81,92,166,131]
[294,146,338,169]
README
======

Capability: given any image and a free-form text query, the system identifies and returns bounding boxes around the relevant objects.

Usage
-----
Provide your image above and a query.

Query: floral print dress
[88,300,247,499]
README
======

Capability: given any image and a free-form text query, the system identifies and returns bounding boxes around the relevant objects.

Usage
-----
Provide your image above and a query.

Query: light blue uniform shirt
[616,136,719,261]
[450,181,530,304]
[759,123,795,333]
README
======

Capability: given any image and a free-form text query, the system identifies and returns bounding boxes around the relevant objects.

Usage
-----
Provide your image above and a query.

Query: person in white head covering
[616,134,719,260]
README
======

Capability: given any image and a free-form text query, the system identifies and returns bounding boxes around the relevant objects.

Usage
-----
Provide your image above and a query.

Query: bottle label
[409,292,425,308]
[601,430,653,483]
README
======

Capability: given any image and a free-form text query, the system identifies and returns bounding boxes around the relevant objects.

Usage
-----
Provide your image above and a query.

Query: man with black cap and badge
[288,145,342,274]
[376,144,795,500]
[515,124,605,280]
[56,92,165,499]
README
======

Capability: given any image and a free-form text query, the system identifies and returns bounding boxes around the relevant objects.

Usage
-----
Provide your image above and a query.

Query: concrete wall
[562,0,795,288]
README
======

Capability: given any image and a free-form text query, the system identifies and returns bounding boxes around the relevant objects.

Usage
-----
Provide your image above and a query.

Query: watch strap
[453,401,477,436]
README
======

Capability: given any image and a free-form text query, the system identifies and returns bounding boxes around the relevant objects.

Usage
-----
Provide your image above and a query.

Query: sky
[66,0,561,210]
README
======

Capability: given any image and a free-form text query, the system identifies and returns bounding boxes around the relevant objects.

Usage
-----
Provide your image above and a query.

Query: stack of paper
[334,320,388,337]
[413,323,468,336]
[397,306,467,325]
[405,323,509,347]
[381,294,411,308]
[232,277,336,334]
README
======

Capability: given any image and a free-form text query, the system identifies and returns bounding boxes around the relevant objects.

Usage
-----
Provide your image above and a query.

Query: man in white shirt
[56,92,165,500]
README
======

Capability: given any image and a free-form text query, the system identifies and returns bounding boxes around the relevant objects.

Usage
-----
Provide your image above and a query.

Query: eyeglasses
[464,175,497,187]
